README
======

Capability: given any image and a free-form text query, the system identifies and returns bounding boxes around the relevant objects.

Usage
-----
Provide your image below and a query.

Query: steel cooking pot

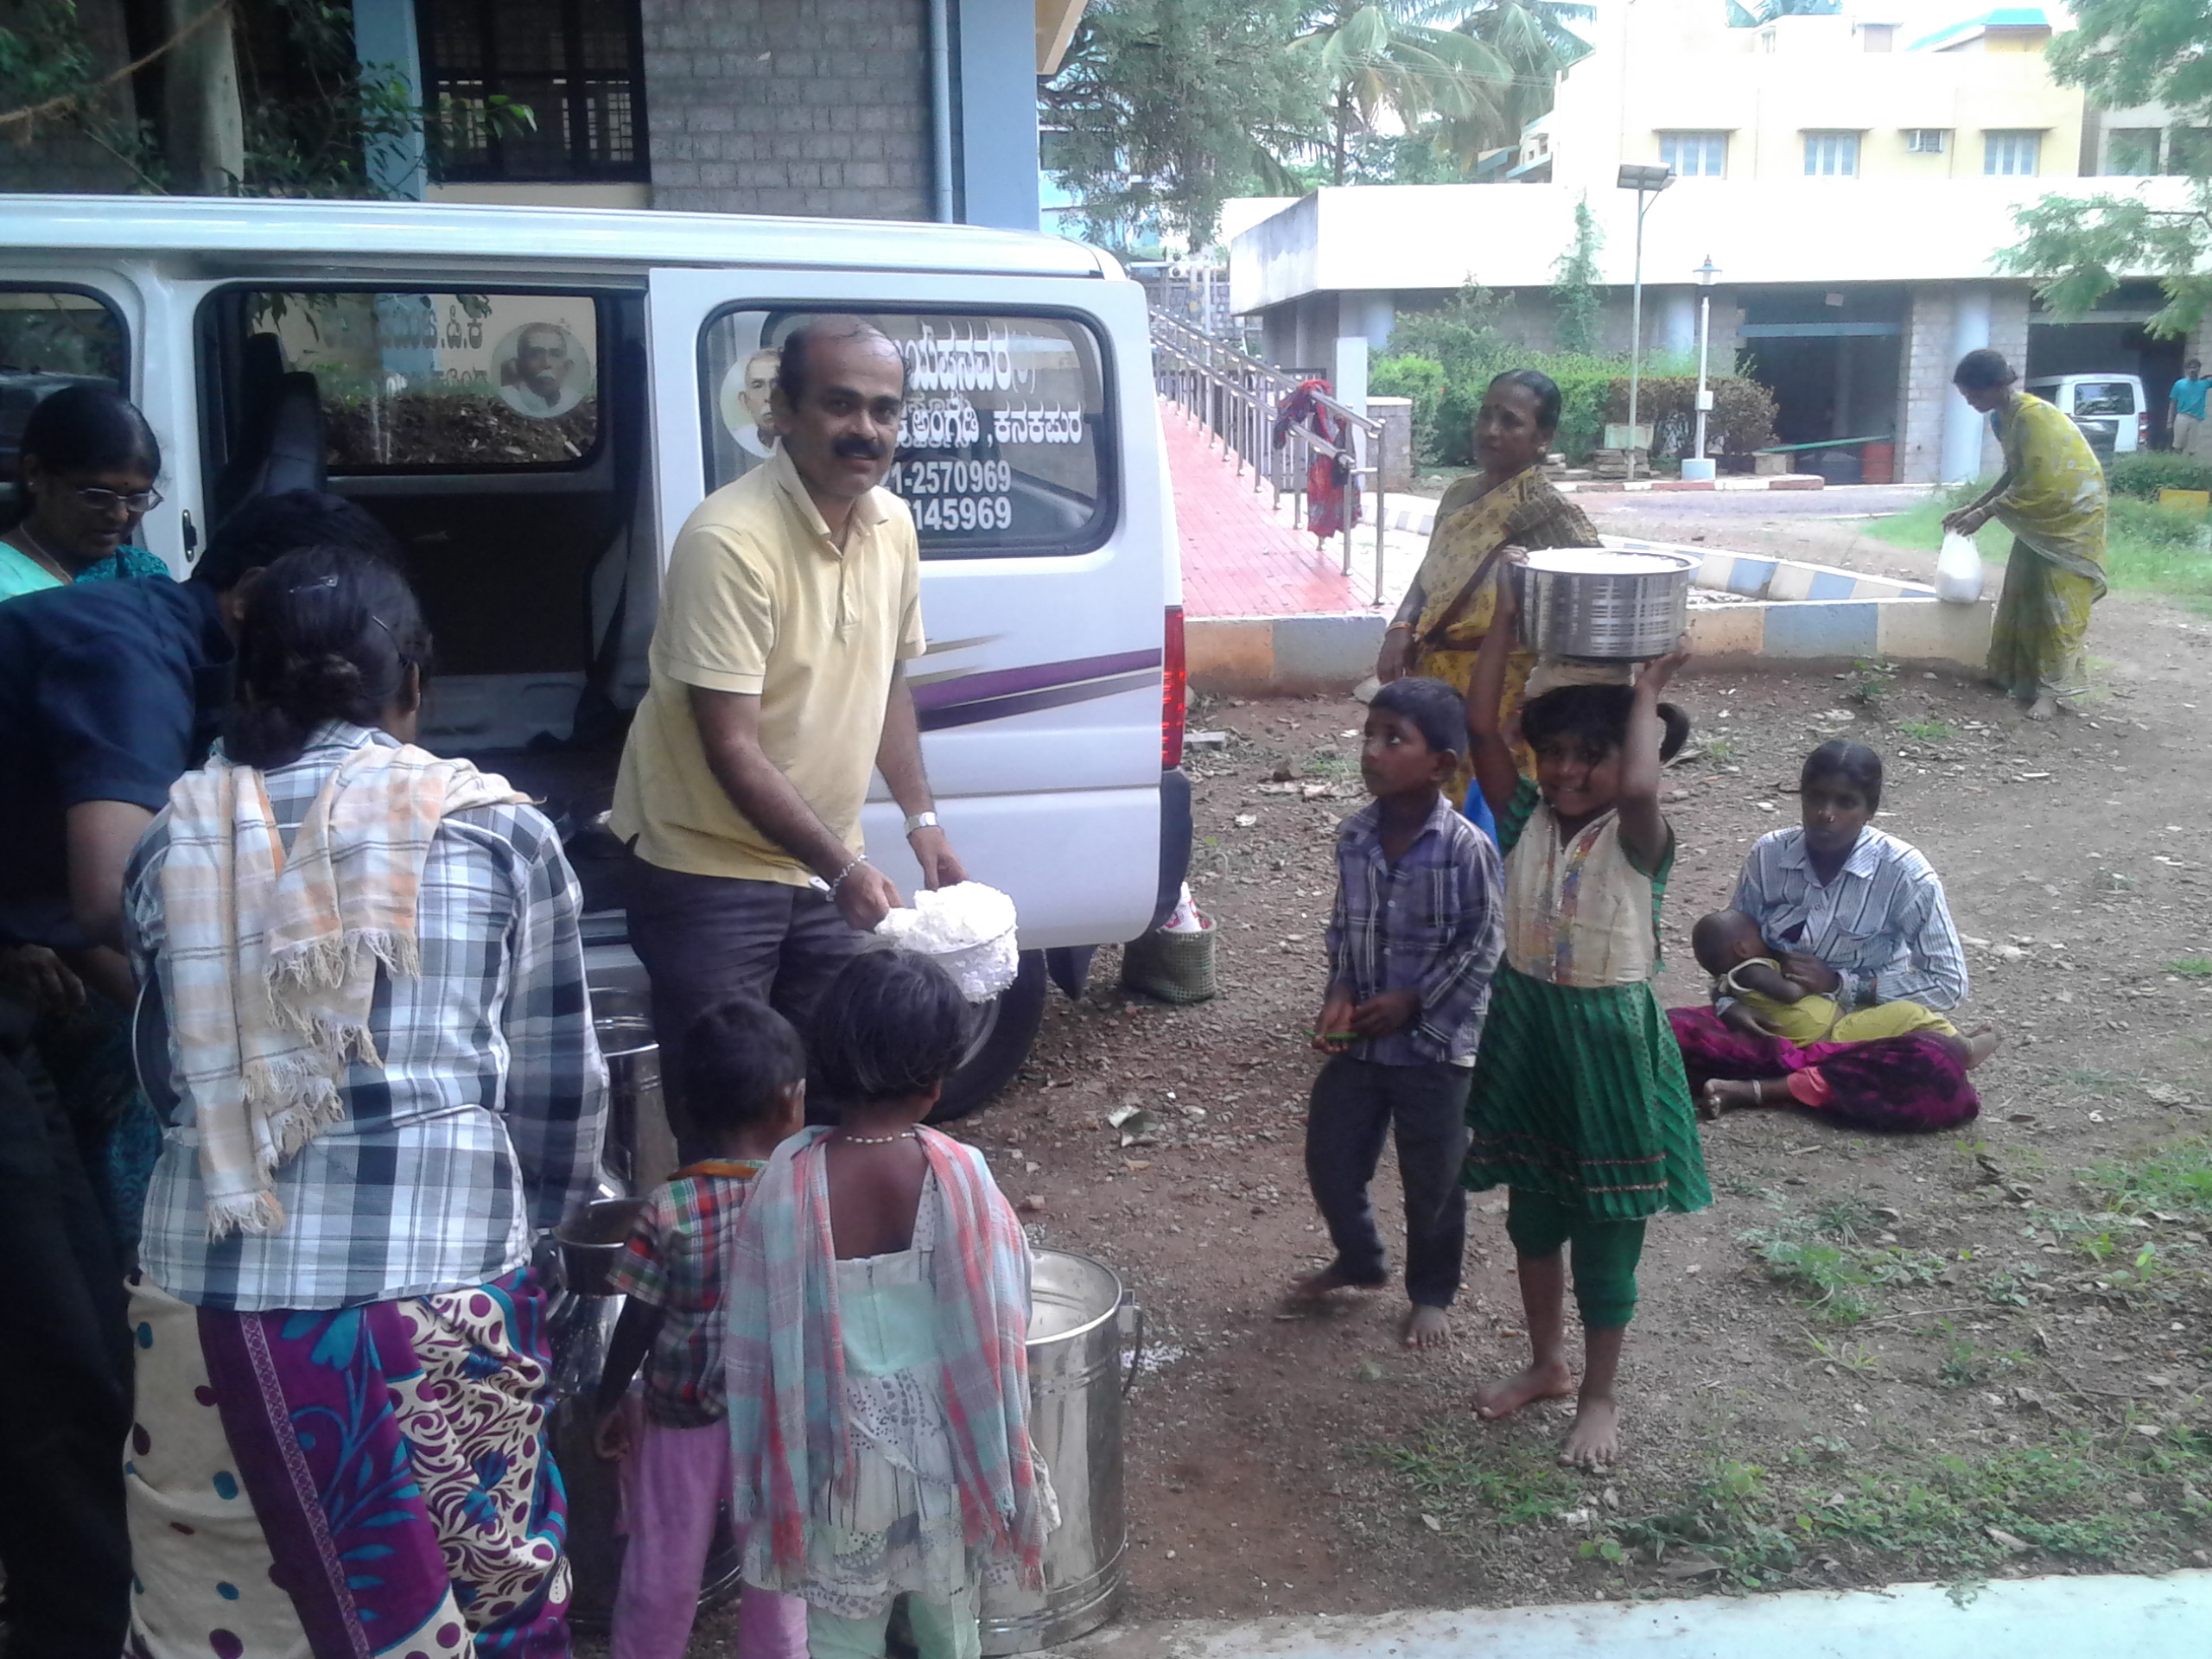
[1513,547,1697,660]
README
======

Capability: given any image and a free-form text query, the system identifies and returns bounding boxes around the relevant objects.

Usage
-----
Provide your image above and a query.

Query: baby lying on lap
[1691,909,1957,1045]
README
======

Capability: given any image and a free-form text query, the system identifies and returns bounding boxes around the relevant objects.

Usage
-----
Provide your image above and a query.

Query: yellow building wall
[1543,3,2085,192]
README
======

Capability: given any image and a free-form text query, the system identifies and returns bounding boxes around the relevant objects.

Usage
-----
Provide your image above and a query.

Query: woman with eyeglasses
[0,384,169,601]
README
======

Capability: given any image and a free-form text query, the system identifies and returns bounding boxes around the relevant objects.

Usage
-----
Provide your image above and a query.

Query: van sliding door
[643,267,1166,951]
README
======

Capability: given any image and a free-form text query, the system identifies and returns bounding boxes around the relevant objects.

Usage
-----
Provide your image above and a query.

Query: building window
[1904,128,1948,155]
[1983,130,2042,176]
[2168,128,2212,175]
[1803,131,1859,176]
[1658,131,1726,178]
[2103,129,2160,175]
[1859,22,1896,51]
[423,0,648,182]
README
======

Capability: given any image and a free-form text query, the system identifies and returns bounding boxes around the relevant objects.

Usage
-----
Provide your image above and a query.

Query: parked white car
[2024,372,2149,457]
[0,194,1190,1120]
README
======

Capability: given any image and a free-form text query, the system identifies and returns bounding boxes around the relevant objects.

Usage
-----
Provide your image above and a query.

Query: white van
[2024,372,2149,457]
[0,195,1189,1118]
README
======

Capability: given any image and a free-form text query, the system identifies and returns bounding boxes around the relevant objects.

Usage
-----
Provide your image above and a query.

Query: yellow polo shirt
[611,444,925,885]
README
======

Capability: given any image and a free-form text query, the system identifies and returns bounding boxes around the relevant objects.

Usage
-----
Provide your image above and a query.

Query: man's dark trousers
[1306,1055,1473,1308]
[624,853,866,1154]
[0,989,131,1659]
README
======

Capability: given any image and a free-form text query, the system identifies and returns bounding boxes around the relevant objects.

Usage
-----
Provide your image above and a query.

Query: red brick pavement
[1163,402,1364,618]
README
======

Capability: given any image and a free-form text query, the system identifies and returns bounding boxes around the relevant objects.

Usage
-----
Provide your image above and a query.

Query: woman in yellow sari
[1941,349,2107,722]
[1376,370,1603,785]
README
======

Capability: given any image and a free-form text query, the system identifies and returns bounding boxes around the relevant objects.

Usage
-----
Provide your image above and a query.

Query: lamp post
[1690,255,1720,477]
[1616,162,1674,481]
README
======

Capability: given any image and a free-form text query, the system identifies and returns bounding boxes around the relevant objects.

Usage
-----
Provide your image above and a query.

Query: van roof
[0,194,1118,282]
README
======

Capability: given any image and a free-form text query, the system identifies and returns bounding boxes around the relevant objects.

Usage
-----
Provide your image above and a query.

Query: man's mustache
[833,436,886,461]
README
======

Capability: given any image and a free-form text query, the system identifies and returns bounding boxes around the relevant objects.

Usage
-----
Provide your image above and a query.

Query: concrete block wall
[640,0,932,220]
[1897,285,1955,486]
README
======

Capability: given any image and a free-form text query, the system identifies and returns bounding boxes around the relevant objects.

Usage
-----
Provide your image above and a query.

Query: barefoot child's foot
[1961,1021,2000,1069]
[1403,1305,1450,1350]
[1289,1263,1387,1302]
[1561,1393,1622,1470]
[1700,1077,1768,1118]
[1473,1358,1575,1420]
[2024,694,2059,722]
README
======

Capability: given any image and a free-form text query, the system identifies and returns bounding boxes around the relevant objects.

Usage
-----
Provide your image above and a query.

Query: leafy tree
[1549,194,1603,353]
[1293,2,1516,183]
[1725,0,1840,23]
[1999,0,2212,332]
[1462,0,1592,130]
[1039,0,1321,248]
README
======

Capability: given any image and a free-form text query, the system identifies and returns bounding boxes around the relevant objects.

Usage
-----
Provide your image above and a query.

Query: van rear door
[643,266,1166,951]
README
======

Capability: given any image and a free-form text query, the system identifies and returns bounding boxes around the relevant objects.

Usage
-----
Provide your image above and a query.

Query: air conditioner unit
[1905,129,1948,154]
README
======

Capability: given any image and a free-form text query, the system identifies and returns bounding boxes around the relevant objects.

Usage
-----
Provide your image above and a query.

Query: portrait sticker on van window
[702,308,1110,556]
[238,291,600,469]
[0,288,127,486]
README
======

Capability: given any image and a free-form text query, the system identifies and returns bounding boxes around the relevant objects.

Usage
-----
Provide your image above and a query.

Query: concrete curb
[1056,1569,2212,1659]
[1187,531,1989,696]
[1366,475,1828,542]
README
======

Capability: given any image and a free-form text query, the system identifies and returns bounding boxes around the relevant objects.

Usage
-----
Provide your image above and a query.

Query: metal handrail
[1148,310,1389,596]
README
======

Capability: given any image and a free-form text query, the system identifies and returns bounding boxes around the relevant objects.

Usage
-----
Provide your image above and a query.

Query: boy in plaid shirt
[594,997,808,1659]
[1295,677,1504,1350]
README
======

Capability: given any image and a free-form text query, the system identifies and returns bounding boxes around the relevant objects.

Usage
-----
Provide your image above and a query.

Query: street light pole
[1692,255,1720,467]
[1616,163,1673,482]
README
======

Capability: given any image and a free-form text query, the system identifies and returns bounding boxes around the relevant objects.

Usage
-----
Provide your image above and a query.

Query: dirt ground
[933,510,2212,1624]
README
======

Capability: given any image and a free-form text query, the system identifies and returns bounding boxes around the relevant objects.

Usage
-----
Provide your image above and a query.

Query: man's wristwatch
[904,810,940,837]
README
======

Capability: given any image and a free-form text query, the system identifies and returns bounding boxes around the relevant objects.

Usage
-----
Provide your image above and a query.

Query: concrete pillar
[1661,288,1697,360]
[1985,283,2032,475]
[1333,292,1372,417]
[1897,285,1951,484]
[353,0,424,198]
[1352,291,1395,354]
[954,0,1039,230]
[1942,283,1992,483]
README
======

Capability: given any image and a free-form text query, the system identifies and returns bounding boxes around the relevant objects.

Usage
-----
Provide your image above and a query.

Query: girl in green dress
[1459,584,1708,1471]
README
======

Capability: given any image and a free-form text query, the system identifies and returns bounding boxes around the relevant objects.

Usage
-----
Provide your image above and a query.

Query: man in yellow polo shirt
[612,316,964,1139]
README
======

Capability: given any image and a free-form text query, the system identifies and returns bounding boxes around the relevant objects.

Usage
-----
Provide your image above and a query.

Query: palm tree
[1464,0,1594,130]
[1293,3,1516,184]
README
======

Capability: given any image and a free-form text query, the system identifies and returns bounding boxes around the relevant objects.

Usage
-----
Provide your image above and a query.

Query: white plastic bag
[874,881,1020,1002]
[1160,881,1211,934]
[1936,531,1984,604]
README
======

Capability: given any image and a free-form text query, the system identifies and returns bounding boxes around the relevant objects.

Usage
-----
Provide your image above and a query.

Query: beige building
[1522,3,2087,192]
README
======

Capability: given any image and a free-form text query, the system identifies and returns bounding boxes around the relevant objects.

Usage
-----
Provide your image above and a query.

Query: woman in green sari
[1941,349,2107,722]
[1376,370,1603,791]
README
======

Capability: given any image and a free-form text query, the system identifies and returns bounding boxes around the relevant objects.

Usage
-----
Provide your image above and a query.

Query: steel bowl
[1513,547,1698,660]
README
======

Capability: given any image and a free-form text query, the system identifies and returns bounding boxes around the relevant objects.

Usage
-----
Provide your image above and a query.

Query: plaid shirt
[1728,826,1968,1014]
[127,723,607,1312]
[606,1160,764,1427]
[1325,794,1505,1065]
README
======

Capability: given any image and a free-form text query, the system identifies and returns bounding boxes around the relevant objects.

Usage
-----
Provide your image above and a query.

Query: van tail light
[2139,412,2151,449]
[1161,605,1187,771]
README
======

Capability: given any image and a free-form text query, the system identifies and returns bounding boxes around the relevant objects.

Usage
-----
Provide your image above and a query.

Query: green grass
[1897,717,1956,741]
[2082,1138,2212,1220]
[1869,487,2212,605]
[1369,1431,1573,1531]
[1738,1214,1946,1325]
[1588,1431,2212,1590]
[2166,957,2212,979]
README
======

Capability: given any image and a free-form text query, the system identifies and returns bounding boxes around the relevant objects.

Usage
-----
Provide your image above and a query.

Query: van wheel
[927,950,1049,1124]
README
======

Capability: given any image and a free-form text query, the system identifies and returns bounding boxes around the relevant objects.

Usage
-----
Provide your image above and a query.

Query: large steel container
[1514,547,1697,660]
[980,1250,1143,1656]
[589,985,680,1191]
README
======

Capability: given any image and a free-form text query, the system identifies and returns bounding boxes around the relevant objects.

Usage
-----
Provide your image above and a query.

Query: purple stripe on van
[907,648,1162,713]
[917,671,1158,733]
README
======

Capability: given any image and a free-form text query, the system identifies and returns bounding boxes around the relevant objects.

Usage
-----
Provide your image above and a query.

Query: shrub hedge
[2105,450,2212,500]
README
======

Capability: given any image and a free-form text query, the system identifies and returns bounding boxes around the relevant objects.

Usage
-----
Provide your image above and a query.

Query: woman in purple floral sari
[1669,741,1990,1134]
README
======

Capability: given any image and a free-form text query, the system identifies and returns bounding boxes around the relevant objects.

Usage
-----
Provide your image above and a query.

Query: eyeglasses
[67,485,163,515]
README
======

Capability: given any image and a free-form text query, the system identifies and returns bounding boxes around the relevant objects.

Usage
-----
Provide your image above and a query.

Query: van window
[2071,381,2135,416]
[700,308,1113,557]
[232,290,602,470]
[0,287,127,486]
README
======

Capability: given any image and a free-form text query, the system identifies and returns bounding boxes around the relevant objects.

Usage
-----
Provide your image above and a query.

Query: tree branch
[0,0,231,131]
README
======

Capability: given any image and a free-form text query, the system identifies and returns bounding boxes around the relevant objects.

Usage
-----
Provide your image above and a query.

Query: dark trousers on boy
[1306,1055,1472,1308]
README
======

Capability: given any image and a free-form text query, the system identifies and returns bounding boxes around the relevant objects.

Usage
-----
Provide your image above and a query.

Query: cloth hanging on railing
[1272,378,1362,544]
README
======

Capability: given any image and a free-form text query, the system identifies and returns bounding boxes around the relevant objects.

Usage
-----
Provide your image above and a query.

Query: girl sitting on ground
[1669,741,1994,1132]
[724,948,1056,1659]
[1459,587,1709,1471]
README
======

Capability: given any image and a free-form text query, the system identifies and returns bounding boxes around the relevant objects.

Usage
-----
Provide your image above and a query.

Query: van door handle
[181,509,199,556]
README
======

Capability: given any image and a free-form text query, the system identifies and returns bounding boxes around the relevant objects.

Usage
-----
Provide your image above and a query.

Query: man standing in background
[2169,358,2209,457]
